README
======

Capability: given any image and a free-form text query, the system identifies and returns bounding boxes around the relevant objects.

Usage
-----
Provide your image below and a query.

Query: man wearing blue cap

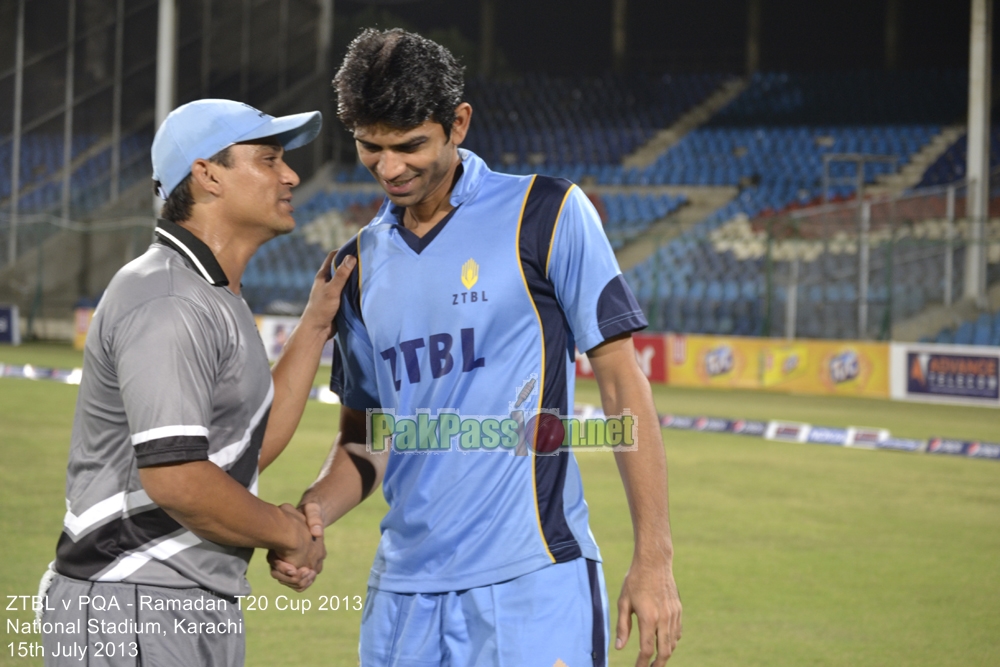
[39,99,354,667]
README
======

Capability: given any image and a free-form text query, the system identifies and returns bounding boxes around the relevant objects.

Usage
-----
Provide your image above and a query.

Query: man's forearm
[301,435,384,527]
[261,322,330,470]
[588,338,674,558]
[606,380,674,556]
[139,461,305,552]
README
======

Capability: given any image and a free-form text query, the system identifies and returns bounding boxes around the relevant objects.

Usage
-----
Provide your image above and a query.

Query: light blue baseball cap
[152,99,322,198]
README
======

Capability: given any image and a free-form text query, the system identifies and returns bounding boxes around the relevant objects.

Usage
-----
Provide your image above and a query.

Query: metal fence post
[880,199,896,340]
[764,219,773,337]
[944,184,955,306]
[858,200,871,339]
[785,254,799,339]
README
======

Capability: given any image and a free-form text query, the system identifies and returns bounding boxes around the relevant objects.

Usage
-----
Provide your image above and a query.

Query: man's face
[354,120,457,208]
[216,140,300,237]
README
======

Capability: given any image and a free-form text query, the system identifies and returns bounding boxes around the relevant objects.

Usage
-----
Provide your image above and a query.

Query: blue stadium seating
[708,70,967,126]
[622,70,977,338]
[926,309,1000,347]
[917,129,1000,188]
[633,124,934,193]
[599,192,687,249]
[336,73,728,183]
[0,132,151,215]
[242,190,384,310]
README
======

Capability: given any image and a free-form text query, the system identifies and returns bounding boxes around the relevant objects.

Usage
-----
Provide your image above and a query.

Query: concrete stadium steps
[0,221,147,320]
[868,125,965,196]
[0,178,154,321]
[892,279,1000,342]
[608,185,738,271]
[622,78,748,171]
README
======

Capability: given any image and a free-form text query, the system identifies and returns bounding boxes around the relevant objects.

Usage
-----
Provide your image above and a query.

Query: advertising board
[255,315,335,364]
[667,335,889,398]
[0,305,19,345]
[890,342,1000,408]
[576,333,667,383]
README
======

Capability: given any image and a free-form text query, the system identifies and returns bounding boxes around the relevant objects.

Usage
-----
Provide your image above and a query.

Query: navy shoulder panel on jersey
[335,234,362,320]
[596,274,648,340]
[518,175,574,278]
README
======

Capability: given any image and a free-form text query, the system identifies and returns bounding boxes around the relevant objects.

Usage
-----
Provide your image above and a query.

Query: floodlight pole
[111,0,124,202]
[154,0,177,215]
[884,0,900,70]
[965,0,992,307]
[316,0,334,170]
[61,0,76,223]
[480,0,495,77]
[201,0,212,96]
[746,0,761,75]
[9,0,25,266]
[612,0,627,73]
[240,0,251,101]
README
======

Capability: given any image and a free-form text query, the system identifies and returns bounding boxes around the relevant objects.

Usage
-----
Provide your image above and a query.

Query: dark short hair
[155,147,233,223]
[333,28,465,136]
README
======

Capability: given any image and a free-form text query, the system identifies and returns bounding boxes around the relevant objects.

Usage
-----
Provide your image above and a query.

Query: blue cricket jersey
[331,149,647,593]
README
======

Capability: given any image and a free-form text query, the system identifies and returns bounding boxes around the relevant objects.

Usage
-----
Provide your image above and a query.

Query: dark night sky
[336,0,980,74]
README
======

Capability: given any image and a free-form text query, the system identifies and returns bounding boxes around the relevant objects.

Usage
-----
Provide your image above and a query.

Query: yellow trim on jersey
[514,175,556,564]
[544,184,575,277]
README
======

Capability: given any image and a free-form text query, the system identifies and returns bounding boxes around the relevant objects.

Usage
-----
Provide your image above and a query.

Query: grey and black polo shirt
[54,219,273,598]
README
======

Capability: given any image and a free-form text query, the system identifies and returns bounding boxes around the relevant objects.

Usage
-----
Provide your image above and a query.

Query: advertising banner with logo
[0,305,20,345]
[665,334,765,389]
[890,342,1000,408]
[73,308,95,350]
[667,335,889,398]
[576,333,667,383]
[759,340,889,398]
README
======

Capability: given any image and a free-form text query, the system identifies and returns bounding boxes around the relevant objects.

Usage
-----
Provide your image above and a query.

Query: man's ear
[189,158,225,198]
[449,103,473,147]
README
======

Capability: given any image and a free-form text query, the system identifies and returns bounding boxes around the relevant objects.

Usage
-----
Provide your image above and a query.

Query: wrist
[296,310,334,340]
[299,494,327,525]
[633,538,674,564]
[275,505,307,553]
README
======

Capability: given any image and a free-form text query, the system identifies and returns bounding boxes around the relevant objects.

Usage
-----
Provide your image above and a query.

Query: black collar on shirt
[153,219,230,287]
[390,206,460,254]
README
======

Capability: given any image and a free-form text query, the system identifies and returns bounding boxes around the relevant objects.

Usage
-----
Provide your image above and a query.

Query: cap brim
[237,111,322,151]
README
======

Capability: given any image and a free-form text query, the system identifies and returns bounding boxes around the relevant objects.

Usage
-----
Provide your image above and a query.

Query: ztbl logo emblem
[461,258,479,289]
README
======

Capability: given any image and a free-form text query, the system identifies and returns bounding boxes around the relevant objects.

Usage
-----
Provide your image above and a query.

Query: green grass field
[2,342,999,666]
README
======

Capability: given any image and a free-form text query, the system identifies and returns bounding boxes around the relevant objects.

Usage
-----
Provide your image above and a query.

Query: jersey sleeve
[110,296,221,468]
[547,186,647,353]
[329,236,381,411]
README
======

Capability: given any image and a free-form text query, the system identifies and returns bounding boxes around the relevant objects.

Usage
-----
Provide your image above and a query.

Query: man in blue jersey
[271,29,682,667]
